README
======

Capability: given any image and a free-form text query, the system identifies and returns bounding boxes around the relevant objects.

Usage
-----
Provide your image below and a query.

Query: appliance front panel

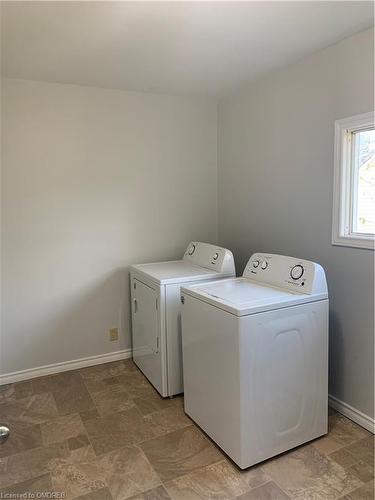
[240,300,328,465]
[181,293,242,461]
[131,277,163,394]
[166,276,239,396]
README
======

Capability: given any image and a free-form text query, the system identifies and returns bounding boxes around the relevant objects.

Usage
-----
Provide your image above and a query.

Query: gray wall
[1,78,217,376]
[218,29,374,418]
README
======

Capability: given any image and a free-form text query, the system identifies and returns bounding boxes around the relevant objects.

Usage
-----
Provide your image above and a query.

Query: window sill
[332,233,375,250]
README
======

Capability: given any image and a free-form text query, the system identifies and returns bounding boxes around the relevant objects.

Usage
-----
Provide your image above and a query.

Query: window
[332,112,375,250]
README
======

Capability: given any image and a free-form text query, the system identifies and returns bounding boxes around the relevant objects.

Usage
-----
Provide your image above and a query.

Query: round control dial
[188,244,196,256]
[252,260,260,268]
[290,264,304,280]
[212,252,219,261]
[261,261,268,270]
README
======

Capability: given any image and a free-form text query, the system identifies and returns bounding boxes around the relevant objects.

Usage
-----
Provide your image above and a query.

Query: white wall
[218,29,374,419]
[1,78,217,375]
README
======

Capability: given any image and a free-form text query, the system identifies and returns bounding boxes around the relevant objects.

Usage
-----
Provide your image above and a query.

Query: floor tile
[97,445,161,499]
[75,487,113,500]
[33,371,95,416]
[345,436,374,467]
[68,433,91,451]
[313,415,371,456]
[82,372,128,395]
[41,413,86,445]
[83,376,123,394]
[0,392,59,425]
[49,455,107,499]
[65,431,95,464]
[236,481,290,499]
[312,434,347,456]
[53,382,95,417]
[133,395,176,416]
[139,425,223,482]
[0,384,13,402]
[329,414,371,446]
[130,383,178,416]
[116,372,158,401]
[13,380,34,399]
[227,461,271,491]
[80,360,137,382]
[32,370,81,394]
[341,480,374,500]
[330,448,358,469]
[0,473,53,497]
[0,442,69,488]
[80,408,100,421]
[171,395,184,408]
[348,460,374,483]
[69,444,97,464]
[123,359,139,370]
[0,381,34,402]
[0,421,42,458]
[165,459,269,499]
[91,385,135,416]
[128,485,171,500]
[263,444,363,500]
[146,405,192,435]
[84,407,157,456]
[105,377,120,386]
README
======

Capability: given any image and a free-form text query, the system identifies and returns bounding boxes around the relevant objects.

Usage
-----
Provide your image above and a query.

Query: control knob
[261,261,268,270]
[252,260,260,268]
[290,264,304,280]
[188,244,196,256]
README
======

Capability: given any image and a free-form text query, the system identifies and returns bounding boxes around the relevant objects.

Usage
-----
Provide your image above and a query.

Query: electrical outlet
[109,328,119,341]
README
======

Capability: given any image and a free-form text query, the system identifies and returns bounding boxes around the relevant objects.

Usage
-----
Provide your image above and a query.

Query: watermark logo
[0,492,66,499]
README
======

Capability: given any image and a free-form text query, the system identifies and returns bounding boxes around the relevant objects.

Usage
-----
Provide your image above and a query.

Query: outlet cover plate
[110,328,119,341]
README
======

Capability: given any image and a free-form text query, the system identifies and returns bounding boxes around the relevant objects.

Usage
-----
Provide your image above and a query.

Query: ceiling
[1,1,373,96]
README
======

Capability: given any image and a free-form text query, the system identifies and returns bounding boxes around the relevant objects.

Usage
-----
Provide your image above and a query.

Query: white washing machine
[130,242,235,397]
[181,253,328,469]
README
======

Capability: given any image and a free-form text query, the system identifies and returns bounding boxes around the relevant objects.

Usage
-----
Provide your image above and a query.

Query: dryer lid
[130,260,227,285]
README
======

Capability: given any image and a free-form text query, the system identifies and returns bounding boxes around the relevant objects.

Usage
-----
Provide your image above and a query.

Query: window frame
[332,112,375,250]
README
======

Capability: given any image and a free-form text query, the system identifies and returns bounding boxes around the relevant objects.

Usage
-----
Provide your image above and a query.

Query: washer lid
[181,277,328,316]
[130,260,230,285]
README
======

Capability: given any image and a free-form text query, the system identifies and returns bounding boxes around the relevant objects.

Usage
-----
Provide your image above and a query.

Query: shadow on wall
[328,309,344,399]
[1,268,131,375]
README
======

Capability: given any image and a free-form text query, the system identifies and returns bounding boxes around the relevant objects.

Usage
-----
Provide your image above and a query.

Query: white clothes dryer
[130,242,235,397]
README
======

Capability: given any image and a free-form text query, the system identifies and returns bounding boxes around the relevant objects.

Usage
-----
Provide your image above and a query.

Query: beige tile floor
[0,359,373,500]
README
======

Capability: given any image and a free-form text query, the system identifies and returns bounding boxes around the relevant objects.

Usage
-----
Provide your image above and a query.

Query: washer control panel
[243,253,327,295]
[183,242,235,275]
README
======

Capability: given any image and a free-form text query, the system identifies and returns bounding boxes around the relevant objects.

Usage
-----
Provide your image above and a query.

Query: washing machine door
[131,278,162,393]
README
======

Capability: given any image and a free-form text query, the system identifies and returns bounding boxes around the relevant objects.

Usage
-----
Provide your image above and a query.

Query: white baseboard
[0,349,133,386]
[329,394,375,434]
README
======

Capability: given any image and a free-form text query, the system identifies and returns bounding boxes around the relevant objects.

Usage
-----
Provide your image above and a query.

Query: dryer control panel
[183,242,235,275]
[243,253,327,295]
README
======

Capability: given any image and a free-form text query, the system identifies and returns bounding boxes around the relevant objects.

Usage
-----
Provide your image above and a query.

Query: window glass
[353,129,375,234]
